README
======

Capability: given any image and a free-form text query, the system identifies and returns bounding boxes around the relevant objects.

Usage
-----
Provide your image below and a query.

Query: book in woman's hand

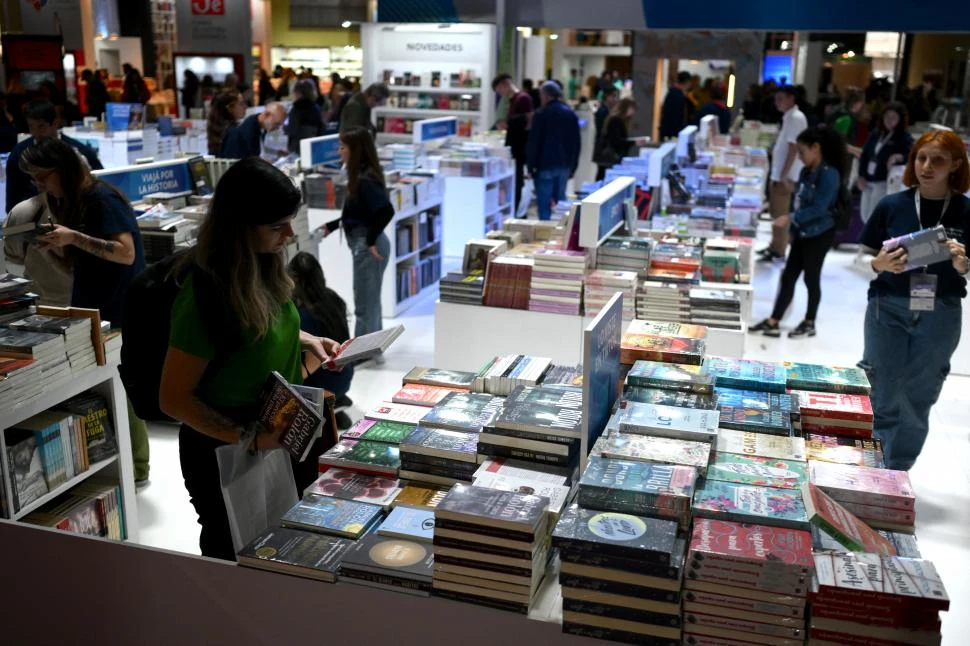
[330,325,405,367]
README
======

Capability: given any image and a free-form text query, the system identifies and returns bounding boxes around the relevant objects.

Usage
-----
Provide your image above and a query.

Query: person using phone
[320,126,394,341]
[159,158,343,560]
[859,129,970,471]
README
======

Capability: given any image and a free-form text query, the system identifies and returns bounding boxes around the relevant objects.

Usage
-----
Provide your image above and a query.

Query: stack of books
[529,249,586,315]
[636,282,691,322]
[804,433,884,468]
[802,482,898,555]
[0,356,42,412]
[704,356,787,393]
[688,288,742,330]
[809,460,916,532]
[439,270,485,305]
[553,504,684,644]
[237,526,351,583]
[0,328,70,396]
[6,315,96,377]
[651,241,703,277]
[784,362,871,395]
[471,457,572,522]
[619,333,706,366]
[420,391,505,433]
[596,236,651,277]
[471,355,552,396]
[790,390,874,438]
[714,387,795,436]
[539,363,583,390]
[339,533,436,596]
[700,248,741,283]
[398,426,481,487]
[402,366,476,391]
[432,484,550,613]
[682,518,811,645]
[809,553,949,646]
[583,270,637,320]
[0,275,38,325]
[478,385,583,469]
[715,428,807,462]
[578,456,697,530]
[483,256,533,310]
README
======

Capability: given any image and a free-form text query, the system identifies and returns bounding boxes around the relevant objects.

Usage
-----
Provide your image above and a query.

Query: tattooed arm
[39,224,137,265]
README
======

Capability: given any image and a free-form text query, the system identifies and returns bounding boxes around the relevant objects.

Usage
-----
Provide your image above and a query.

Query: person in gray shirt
[339,83,389,136]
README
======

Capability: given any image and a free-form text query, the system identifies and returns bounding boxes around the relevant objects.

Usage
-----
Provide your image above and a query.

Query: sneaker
[749,319,781,337]
[335,395,353,410]
[788,321,817,338]
[757,249,784,262]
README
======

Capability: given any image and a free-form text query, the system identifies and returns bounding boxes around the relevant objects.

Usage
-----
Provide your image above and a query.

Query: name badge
[867,161,877,176]
[909,273,938,311]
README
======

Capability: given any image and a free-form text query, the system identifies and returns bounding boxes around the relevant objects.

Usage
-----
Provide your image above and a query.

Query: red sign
[191,0,224,15]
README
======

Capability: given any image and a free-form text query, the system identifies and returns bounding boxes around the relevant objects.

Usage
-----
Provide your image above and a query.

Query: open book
[331,324,405,367]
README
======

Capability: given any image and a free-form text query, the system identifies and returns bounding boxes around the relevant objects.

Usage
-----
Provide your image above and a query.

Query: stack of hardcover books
[528,249,586,315]
[790,390,874,438]
[578,456,697,531]
[6,315,96,378]
[583,270,637,320]
[784,362,871,395]
[597,236,651,277]
[809,553,949,645]
[431,484,550,613]
[704,356,787,393]
[553,504,684,644]
[439,270,485,305]
[478,385,582,469]
[714,387,795,436]
[682,518,812,645]
[483,256,533,310]
[470,355,552,396]
[809,460,916,532]
[804,433,884,468]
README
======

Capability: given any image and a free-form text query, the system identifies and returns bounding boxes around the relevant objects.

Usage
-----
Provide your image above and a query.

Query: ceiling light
[846,50,856,58]
[341,21,352,28]
[780,40,790,50]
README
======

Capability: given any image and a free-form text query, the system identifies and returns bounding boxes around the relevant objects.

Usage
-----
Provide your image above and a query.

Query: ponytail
[796,125,848,183]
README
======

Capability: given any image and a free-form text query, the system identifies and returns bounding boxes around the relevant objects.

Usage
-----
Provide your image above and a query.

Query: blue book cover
[378,506,435,542]
[579,456,697,511]
[281,497,384,539]
[705,357,787,394]
[714,387,793,435]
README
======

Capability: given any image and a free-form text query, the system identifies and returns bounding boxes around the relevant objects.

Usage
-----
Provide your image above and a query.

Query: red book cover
[808,461,915,511]
[789,390,873,422]
[838,500,915,527]
[810,600,941,631]
[808,628,918,646]
[801,482,896,556]
[800,421,873,439]
[689,518,814,571]
[620,333,705,366]
[812,553,950,613]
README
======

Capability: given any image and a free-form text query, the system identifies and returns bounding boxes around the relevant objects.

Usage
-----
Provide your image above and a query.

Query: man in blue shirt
[527,82,580,221]
[5,100,102,214]
[220,102,286,159]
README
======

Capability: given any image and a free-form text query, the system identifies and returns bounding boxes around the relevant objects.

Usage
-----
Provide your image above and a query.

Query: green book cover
[706,453,807,490]
[784,362,871,395]
[361,421,416,445]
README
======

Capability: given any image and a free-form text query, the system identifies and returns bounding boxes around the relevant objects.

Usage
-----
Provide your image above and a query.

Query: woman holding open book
[160,158,343,560]
[859,129,970,471]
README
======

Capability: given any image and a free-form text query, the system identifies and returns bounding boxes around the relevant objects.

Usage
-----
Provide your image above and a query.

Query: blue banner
[105,103,144,133]
[581,292,623,470]
[94,160,194,202]
[300,134,341,168]
[415,117,457,143]
[597,187,631,242]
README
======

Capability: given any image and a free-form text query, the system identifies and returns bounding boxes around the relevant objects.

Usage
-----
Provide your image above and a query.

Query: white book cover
[618,402,719,441]
[472,471,570,515]
[716,429,807,462]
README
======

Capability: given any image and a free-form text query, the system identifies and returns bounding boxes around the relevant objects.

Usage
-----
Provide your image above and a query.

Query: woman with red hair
[860,130,970,470]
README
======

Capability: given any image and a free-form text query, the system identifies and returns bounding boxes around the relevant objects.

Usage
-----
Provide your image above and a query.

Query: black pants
[513,157,526,215]
[595,165,607,181]
[771,229,835,322]
[179,425,328,561]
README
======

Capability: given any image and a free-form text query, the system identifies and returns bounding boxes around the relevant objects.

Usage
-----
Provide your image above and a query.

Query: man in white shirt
[761,86,808,261]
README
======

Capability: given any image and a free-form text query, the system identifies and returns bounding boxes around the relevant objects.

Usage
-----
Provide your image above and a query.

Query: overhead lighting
[846,50,856,58]
[550,34,559,40]
[827,43,838,54]
[341,20,352,28]
[727,74,736,108]
[780,40,790,50]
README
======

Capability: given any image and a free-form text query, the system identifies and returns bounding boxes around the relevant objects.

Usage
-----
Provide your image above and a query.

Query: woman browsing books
[859,129,970,471]
[159,158,343,560]
[319,126,394,343]
[751,126,847,339]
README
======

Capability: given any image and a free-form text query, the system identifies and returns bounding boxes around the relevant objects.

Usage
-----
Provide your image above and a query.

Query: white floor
[136,237,970,644]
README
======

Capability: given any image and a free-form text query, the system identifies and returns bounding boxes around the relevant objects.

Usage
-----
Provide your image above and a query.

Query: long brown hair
[340,126,385,195]
[181,157,301,339]
[207,89,241,155]
[607,98,637,132]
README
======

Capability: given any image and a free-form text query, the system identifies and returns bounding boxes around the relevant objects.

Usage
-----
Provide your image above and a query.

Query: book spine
[577,484,691,514]
[683,612,804,640]
[561,622,680,646]
[809,601,941,631]
[560,597,681,627]
[553,539,671,566]
[817,485,914,511]
[684,563,807,597]
[688,550,810,577]
[682,589,806,619]
[558,549,681,579]
[558,573,680,603]
[476,442,576,467]
[340,569,432,593]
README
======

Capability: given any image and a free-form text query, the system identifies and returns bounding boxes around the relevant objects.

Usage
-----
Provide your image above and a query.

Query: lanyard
[873,132,892,156]
[914,190,951,232]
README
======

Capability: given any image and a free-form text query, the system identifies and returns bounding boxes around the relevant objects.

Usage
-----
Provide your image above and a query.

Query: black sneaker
[788,321,816,338]
[749,319,781,337]
[335,395,353,410]
[335,411,354,431]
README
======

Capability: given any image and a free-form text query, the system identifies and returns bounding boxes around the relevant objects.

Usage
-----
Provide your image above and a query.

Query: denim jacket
[791,163,838,238]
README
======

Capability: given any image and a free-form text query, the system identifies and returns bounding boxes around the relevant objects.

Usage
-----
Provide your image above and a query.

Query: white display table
[442,169,515,257]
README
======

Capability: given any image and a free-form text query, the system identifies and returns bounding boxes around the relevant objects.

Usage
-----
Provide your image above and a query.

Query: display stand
[361,23,496,142]
[64,127,206,168]
[0,364,138,540]
[93,158,198,203]
[442,169,514,257]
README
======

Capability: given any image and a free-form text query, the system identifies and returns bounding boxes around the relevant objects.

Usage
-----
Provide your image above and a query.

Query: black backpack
[120,251,232,422]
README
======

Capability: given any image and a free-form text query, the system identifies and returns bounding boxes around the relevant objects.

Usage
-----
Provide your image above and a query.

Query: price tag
[909,273,938,311]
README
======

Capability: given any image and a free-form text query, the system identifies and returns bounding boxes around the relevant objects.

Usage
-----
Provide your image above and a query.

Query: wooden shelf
[12,455,119,520]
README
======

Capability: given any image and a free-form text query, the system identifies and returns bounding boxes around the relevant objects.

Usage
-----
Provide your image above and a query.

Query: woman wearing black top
[286,79,325,154]
[594,98,636,180]
[322,126,394,338]
[857,102,913,223]
[206,89,245,156]
[860,129,970,471]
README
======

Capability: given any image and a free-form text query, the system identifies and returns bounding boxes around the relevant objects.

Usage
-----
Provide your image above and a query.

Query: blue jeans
[862,295,962,470]
[347,230,390,338]
[535,167,569,221]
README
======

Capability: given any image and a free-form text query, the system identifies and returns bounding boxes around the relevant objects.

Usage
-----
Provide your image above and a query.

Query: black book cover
[258,371,323,461]
[559,573,681,603]
[339,534,434,581]
[506,385,583,409]
[433,535,538,561]
[432,553,534,579]
[551,504,678,564]
[399,452,480,473]
[237,526,351,581]
[559,547,684,579]
[432,588,529,615]
[562,597,682,627]
[493,391,583,436]
[420,392,503,432]
[398,460,478,480]
[481,425,582,446]
[60,393,118,463]
[434,517,541,544]
[476,442,577,467]
[623,386,718,410]
[400,426,479,461]
[436,484,548,533]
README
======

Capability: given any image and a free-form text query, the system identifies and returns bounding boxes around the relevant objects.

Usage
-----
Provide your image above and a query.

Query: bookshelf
[442,169,515,257]
[0,364,138,539]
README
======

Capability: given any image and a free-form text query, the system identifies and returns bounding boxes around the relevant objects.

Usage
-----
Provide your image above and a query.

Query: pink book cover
[364,401,428,425]
[789,390,873,422]
[340,418,374,440]
[530,270,584,281]
[689,517,814,571]
[808,460,915,510]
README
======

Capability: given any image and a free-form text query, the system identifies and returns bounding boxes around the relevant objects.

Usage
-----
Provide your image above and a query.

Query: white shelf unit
[308,196,445,320]
[0,364,138,540]
[362,22,496,139]
[442,169,514,257]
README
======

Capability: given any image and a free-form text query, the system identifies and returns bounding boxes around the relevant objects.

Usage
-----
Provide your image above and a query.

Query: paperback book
[691,481,809,531]
[392,383,462,407]
[418,391,504,432]
[619,333,706,366]
[706,453,807,490]
[365,401,429,426]
[236,526,351,582]
[400,426,480,463]
[317,439,401,477]
[339,534,435,595]
[618,402,719,443]
[626,360,716,394]
[622,386,718,410]
[715,429,807,462]
[688,518,814,574]
[280,496,384,539]
[403,367,476,390]
[551,503,680,564]
[808,460,915,511]
[331,325,405,367]
[784,362,871,395]
[625,319,708,340]
[714,388,795,436]
[591,433,712,475]
[392,483,449,511]
[435,484,549,536]
[801,482,896,556]
[704,357,787,394]
[257,371,323,461]
[578,456,697,513]
[304,469,402,509]
[471,470,571,518]
[359,420,416,445]
[378,506,435,542]
[491,387,583,438]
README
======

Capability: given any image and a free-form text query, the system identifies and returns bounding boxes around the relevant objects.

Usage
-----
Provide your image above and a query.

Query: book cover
[625,319,708,340]
[802,482,897,556]
[704,357,787,394]
[473,457,574,487]
[692,481,809,531]
[812,552,949,612]
[784,363,871,395]
[419,391,503,432]
[237,526,352,582]
[60,393,118,464]
[340,419,374,441]
[551,504,679,564]
[5,430,49,510]
[257,372,323,462]
[471,471,570,516]
[808,460,915,510]
[707,453,807,490]
[789,390,873,422]
[392,483,449,511]
[592,433,712,474]
[622,386,718,410]
[436,484,548,534]
[688,518,814,572]
[378,506,435,542]
[318,440,400,476]
[400,426,479,462]
[331,325,405,367]
[492,393,583,438]
[340,534,435,581]
[620,333,706,366]
[626,360,715,394]
[882,224,952,271]
[305,469,401,509]
[618,402,719,442]
[365,401,429,426]
[280,497,383,539]
[805,433,883,453]
[360,421,416,445]
[714,388,794,435]
[806,440,884,468]
[392,383,461,407]
[715,429,807,462]
[579,456,697,512]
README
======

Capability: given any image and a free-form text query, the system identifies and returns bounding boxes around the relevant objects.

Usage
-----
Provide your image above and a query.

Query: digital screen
[763,54,792,85]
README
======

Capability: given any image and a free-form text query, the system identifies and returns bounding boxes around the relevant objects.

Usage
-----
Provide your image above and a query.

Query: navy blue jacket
[5,134,103,213]
[527,100,580,174]
[791,163,839,238]
[858,129,913,182]
[659,86,690,140]
[220,114,263,159]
